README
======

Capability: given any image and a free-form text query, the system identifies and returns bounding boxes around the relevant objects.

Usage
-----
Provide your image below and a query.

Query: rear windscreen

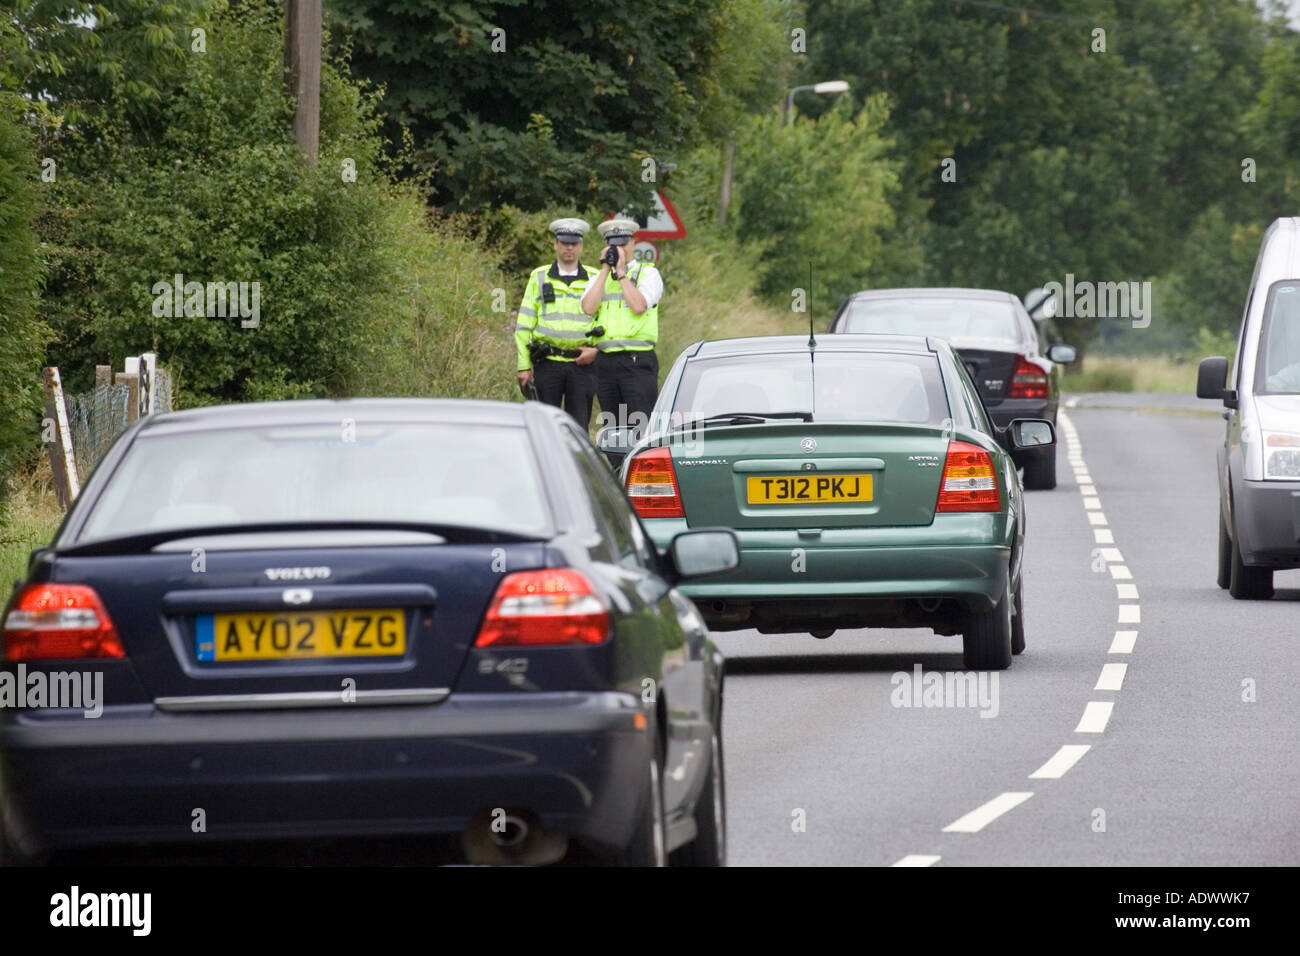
[838,298,1022,344]
[672,352,949,424]
[77,422,551,541]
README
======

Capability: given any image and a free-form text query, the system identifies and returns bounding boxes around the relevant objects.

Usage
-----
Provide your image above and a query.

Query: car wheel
[615,731,667,867]
[1021,447,1056,490]
[1010,573,1025,655]
[963,582,1013,670]
[1217,512,1232,589]
[671,726,726,867]
[1228,523,1274,600]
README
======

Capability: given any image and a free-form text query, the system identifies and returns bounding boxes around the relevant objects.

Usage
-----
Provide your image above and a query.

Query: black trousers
[595,350,659,429]
[532,356,596,426]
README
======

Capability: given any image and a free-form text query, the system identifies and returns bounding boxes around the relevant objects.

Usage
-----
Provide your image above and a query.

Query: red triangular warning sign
[635,190,687,240]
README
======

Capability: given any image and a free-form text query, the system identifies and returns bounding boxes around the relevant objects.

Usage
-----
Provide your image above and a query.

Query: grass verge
[0,458,65,609]
[1061,354,1198,393]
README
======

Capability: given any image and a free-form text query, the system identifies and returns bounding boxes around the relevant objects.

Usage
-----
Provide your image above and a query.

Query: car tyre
[615,730,667,867]
[1010,573,1026,655]
[1021,447,1057,490]
[1228,524,1274,600]
[963,583,1013,670]
[671,725,726,867]
[1216,512,1232,590]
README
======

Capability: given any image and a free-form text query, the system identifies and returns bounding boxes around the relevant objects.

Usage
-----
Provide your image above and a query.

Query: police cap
[597,218,640,246]
[549,218,591,243]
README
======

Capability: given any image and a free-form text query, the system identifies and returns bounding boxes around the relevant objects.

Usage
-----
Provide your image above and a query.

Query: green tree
[34,3,455,403]
[2,0,215,133]
[324,0,779,212]
[0,100,51,511]
[798,0,1273,348]
[729,97,913,310]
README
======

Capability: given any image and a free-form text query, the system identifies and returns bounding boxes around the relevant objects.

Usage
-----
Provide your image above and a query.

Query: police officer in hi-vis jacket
[580,218,664,431]
[514,218,603,425]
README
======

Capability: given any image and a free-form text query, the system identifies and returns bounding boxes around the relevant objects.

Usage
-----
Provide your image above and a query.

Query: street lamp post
[783,80,851,126]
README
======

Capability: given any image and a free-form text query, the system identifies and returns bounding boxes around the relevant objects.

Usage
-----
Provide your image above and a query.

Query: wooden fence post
[41,367,80,509]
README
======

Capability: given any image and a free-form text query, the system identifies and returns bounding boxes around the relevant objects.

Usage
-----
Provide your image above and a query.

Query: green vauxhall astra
[598,334,1056,670]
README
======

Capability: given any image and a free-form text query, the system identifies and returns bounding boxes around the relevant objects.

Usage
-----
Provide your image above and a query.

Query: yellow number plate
[198,609,406,661]
[746,474,874,504]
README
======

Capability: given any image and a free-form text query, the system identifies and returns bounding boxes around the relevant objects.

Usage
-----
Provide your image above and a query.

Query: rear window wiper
[60,521,542,556]
[699,411,814,427]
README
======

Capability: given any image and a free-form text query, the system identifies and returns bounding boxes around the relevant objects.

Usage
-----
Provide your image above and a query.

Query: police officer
[580,218,664,431]
[515,218,602,425]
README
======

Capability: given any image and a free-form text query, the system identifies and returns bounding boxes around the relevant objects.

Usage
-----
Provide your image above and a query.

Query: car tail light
[936,441,1001,513]
[625,447,684,518]
[474,569,609,647]
[2,583,125,661]
[1007,356,1048,399]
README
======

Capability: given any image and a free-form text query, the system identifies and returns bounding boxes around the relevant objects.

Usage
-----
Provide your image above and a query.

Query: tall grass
[344,202,518,404]
[0,458,64,609]
[1060,354,1198,393]
[345,210,797,414]
[654,229,800,371]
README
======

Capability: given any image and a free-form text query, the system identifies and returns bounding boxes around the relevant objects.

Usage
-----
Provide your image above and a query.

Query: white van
[1196,216,1300,599]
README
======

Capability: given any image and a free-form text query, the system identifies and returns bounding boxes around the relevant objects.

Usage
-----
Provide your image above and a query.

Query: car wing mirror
[669,529,740,581]
[1195,356,1235,407]
[1008,419,1055,452]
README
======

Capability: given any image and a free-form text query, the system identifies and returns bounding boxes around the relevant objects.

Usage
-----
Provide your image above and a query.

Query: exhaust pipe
[461,807,568,866]
[490,814,529,849]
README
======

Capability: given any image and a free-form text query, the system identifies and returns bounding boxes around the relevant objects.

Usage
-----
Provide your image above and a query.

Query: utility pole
[284,0,322,164]
[717,132,735,227]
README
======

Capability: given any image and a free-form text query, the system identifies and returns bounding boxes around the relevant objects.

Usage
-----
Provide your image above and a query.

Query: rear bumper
[682,543,1009,603]
[0,692,651,857]
[646,516,1012,629]
[986,398,1054,430]
[1232,477,1300,567]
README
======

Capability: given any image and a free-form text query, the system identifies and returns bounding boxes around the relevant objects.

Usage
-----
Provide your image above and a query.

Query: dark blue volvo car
[0,399,737,866]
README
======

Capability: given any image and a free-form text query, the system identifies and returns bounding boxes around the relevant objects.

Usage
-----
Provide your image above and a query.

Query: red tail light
[625,447,684,518]
[2,583,125,661]
[1007,356,1048,399]
[936,441,1001,513]
[474,569,609,647]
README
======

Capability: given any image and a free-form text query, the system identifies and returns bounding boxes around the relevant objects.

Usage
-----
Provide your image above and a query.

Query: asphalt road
[714,393,1300,866]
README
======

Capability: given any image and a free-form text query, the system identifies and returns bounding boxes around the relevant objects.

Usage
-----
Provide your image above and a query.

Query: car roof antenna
[807,262,817,351]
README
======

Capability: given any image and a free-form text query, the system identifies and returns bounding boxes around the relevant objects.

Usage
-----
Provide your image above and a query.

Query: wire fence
[65,367,173,480]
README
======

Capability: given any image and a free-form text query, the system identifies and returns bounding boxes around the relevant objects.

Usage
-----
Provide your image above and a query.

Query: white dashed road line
[902,409,1140,861]
[1029,744,1092,780]
[942,792,1036,833]
[1095,662,1128,691]
[1075,701,1115,734]
[1109,630,1138,654]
